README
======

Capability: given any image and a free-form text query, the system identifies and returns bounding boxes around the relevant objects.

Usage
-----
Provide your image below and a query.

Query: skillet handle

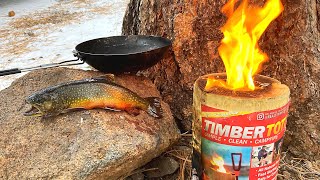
[73,50,81,58]
[0,68,21,76]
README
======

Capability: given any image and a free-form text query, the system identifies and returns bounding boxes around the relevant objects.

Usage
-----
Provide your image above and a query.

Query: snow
[0,0,129,90]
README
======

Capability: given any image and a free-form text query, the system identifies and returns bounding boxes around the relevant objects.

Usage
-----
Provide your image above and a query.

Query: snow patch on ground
[0,0,129,90]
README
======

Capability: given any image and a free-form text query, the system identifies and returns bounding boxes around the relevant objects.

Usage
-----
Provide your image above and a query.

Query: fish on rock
[24,76,162,118]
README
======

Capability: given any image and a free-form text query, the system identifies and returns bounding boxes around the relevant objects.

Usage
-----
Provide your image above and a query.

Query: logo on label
[257,113,265,120]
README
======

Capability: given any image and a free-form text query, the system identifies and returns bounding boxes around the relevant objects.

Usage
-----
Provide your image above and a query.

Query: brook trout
[24,77,162,118]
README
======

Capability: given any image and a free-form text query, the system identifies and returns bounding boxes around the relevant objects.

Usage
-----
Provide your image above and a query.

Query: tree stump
[122,0,320,160]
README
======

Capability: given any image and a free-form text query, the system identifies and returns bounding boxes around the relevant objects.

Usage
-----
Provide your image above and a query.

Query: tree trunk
[122,0,320,160]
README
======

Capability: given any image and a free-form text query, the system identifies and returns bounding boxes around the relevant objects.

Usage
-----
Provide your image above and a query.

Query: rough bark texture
[122,0,320,160]
[0,68,180,179]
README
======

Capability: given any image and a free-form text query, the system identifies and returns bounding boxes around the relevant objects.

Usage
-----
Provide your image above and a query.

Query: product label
[197,103,289,180]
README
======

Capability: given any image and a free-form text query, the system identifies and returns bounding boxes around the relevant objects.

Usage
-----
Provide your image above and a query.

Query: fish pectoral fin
[104,107,121,112]
[125,108,140,116]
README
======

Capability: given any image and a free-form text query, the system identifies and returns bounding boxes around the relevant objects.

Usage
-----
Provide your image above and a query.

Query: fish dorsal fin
[93,74,116,83]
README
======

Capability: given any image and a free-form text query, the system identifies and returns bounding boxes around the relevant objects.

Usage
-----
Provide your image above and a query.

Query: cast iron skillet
[0,35,172,76]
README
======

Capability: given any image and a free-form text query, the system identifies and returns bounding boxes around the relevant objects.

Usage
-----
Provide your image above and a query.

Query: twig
[181,131,192,137]
[167,152,192,163]
[180,154,190,180]
[279,152,320,180]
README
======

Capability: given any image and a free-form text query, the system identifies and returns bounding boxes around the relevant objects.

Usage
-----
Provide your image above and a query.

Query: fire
[211,153,227,173]
[205,0,284,91]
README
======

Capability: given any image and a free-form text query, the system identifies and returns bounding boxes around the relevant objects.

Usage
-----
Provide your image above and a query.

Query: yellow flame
[205,0,284,91]
[211,153,227,173]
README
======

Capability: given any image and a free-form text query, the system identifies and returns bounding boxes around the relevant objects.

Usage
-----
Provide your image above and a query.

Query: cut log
[192,73,290,179]
[122,0,320,160]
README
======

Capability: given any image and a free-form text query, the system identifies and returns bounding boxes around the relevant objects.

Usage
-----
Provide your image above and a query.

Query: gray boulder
[0,68,180,179]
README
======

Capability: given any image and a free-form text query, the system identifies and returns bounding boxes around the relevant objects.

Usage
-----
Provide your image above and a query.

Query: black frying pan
[0,35,172,76]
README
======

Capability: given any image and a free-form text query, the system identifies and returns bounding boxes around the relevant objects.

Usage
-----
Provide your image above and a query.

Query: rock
[8,11,15,17]
[0,68,180,179]
[144,157,179,178]
[126,172,145,180]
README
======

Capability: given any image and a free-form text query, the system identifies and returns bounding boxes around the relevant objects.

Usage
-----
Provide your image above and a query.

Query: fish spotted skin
[25,77,162,118]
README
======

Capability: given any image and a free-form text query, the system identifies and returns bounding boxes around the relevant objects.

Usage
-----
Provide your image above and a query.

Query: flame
[211,153,227,173]
[205,0,284,91]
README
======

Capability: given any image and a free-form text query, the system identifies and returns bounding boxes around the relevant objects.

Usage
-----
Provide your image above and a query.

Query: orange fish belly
[70,98,134,110]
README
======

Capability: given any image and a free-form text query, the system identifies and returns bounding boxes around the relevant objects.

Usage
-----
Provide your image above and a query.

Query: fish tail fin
[145,97,163,118]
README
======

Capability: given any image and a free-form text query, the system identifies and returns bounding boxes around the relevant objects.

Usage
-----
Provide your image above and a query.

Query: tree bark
[122,0,320,160]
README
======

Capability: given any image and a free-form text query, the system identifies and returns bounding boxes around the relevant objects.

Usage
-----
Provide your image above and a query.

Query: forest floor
[0,1,319,180]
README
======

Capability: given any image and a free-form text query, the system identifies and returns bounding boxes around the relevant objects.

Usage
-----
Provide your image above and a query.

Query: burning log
[122,0,320,159]
[193,73,290,179]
